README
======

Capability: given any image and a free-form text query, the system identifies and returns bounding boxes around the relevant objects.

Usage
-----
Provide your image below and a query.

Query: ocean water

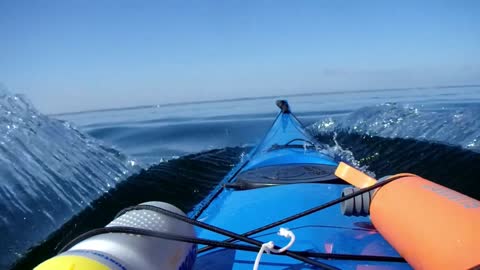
[1,85,480,269]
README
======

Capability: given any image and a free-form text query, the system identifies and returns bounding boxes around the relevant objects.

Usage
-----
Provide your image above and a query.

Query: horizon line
[51,83,480,116]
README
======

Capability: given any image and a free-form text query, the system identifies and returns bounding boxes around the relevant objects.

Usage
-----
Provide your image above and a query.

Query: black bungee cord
[59,175,406,269]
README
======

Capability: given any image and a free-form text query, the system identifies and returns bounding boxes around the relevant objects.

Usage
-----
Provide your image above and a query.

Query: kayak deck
[192,101,411,269]
[194,183,410,269]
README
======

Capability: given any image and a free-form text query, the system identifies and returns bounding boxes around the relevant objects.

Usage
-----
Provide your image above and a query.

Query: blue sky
[1,1,479,113]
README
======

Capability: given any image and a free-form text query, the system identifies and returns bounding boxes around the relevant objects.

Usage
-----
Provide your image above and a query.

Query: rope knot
[261,241,275,254]
[253,228,296,270]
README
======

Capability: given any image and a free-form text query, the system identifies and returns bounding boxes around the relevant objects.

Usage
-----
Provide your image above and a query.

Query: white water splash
[313,132,375,177]
[0,90,140,268]
[310,103,480,153]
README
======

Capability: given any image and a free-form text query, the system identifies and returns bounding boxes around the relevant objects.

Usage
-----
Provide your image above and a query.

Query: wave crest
[309,103,480,152]
[0,92,139,268]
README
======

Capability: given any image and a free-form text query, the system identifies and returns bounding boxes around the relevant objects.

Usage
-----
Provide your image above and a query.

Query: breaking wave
[0,91,139,268]
[309,102,480,152]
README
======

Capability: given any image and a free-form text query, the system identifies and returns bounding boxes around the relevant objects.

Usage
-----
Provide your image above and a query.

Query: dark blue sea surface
[1,86,479,269]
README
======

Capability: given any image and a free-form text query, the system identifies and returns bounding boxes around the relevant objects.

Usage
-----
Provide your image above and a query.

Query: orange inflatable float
[335,162,480,270]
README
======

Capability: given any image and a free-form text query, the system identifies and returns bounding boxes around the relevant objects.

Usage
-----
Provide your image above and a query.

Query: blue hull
[192,103,411,269]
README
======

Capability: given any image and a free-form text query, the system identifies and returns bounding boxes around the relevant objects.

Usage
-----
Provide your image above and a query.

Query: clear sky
[1,0,479,113]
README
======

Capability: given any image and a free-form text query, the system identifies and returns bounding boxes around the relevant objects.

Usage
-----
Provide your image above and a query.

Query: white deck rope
[253,228,296,270]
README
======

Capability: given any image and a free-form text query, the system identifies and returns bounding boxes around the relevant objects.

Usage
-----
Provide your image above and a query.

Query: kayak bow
[192,101,410,270]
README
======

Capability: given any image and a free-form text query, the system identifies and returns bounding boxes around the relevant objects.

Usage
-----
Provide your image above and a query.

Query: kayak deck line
[196,173,406,255]
[59,194,407,268]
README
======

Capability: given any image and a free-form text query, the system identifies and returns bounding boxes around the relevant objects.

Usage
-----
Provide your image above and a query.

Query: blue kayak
[191,100,411,270]
[35,100,479,270]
